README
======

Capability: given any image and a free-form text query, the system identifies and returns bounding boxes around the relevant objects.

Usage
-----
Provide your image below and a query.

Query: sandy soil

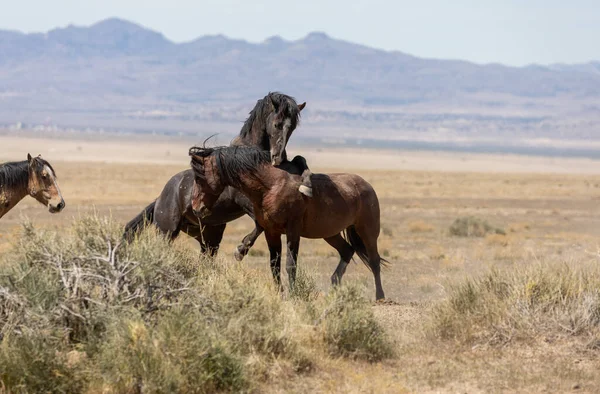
[4,135,600,174]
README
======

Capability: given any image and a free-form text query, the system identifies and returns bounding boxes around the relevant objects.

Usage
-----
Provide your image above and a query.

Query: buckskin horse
[189,145,388,300]
[0,154,66,219]
[123,92,312,258]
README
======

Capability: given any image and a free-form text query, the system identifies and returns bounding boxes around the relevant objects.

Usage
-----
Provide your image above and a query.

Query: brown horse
[189,145,387,300]
[0,154,65,219]
[123,92,311,259]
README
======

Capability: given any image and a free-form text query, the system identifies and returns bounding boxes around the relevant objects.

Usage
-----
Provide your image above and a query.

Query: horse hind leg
[153,200,182,241]
[368,249,385,301]
[349,224,386,301]
[324,234,354,286]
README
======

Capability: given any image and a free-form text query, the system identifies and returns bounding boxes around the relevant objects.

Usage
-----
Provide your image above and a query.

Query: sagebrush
[449,216,505,237]
[430,262,600,346]
[0,215,392,392]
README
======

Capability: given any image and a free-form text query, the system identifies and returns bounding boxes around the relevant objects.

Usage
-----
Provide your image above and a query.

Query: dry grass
[485,233,510,247]
[430,261,600,345]
[407,220,436,233]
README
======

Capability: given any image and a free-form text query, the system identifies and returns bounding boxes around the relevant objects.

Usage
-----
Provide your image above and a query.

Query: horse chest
[255,197,298,233]
[255,206,285,231]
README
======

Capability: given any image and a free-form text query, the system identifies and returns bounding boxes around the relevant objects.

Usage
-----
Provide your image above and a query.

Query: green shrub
[0,330,88,394]
[321,284,393,362]
[430,263,600,346]
[290,268,320,303]
[449,216,505,237]
[95,310,245,393]
[0,215,392,391]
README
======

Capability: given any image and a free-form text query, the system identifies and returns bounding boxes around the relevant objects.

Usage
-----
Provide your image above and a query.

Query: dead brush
[0,216,202,345]
[429,261,600,347]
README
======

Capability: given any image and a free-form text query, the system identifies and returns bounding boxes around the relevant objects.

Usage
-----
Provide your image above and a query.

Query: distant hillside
[1,18,600,150]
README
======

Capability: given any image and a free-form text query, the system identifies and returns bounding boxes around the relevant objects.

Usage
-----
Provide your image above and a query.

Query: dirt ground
[2,134,600,392]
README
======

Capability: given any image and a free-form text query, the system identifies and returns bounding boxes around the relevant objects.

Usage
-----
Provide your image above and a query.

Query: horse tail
[343,225,390,271]
[123,200,156,242]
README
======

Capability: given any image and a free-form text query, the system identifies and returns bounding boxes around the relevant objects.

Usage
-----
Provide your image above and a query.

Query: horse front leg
[234,221,264,262]
[264,231,283,291]
[200,223,227,257]
[285,227,301,292]
[230,190,264,261]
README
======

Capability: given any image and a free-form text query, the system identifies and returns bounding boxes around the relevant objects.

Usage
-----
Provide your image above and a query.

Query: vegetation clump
[449,216,505,237]
[430,263,600,346]
[0,215,392,392]
[321,284,394,361]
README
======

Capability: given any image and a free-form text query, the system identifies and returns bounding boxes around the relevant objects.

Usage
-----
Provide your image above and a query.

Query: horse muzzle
[49,200,65,213]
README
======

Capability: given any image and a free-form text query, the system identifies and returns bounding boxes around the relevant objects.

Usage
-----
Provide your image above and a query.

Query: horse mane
[0,161,29,189]
[0,157,56,190]
[238,92,302,143]
[189,145,271,189]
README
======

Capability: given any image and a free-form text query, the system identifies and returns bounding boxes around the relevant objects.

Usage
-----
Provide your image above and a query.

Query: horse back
[299,173,378,238]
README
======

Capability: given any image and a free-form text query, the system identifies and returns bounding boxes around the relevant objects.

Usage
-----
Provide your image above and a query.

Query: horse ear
[27,153,32,163]
[268,95,279,111]
[298,102,306,111]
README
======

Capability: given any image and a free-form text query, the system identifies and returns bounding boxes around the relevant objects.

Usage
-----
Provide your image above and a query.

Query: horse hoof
[299,185,313,197]
[234,246,245,262]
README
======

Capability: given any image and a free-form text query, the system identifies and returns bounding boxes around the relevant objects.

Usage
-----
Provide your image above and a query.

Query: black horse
[123,92,312,259]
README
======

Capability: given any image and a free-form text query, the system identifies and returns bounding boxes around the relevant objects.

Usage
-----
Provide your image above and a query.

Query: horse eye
[42,174,47,179]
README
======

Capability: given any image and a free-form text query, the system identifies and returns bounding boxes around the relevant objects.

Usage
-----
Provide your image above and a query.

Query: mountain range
[1,18,599,150]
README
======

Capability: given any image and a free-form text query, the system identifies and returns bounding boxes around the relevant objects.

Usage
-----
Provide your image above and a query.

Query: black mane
[0,161,29,190]
[0,157,56,190]
[190,145,271,188]
[238,92,302,143]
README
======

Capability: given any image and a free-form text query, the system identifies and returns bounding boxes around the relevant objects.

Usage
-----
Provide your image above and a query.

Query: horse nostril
[58,201,65,210]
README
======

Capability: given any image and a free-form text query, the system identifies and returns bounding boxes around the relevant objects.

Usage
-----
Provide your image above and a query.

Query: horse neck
[226,164,278,204]
[234,111,290,162]
[237,112,280,148]
[237,120,268,149]
[232,131,288,163]
[0,163,30,218]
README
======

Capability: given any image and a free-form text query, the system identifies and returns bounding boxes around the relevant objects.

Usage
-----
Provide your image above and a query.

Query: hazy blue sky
[1,0,598,66]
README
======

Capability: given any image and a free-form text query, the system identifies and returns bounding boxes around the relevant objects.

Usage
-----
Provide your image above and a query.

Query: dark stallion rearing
[189,145,388,300]
[0,154,66,219]
[123,92,312,258]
